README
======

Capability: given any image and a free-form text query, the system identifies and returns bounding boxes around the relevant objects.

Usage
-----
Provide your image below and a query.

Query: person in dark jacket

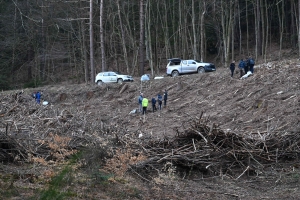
[32,91,37,99]
[138,93,143,113]
[248,57,255,73]
[157,94,162,110]
[151,97,157,112]
[163,90,168,107]
[238,59,245,78]
[244,58,249,74]
[230,60,235,77]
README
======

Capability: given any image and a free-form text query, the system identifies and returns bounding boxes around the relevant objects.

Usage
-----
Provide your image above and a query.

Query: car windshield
[195,60,202,63]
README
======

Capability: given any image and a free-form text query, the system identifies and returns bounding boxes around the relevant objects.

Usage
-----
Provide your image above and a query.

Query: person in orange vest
[142,97,149,115]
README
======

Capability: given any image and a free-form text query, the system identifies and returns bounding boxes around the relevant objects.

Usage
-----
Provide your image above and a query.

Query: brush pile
[128,113,300,177]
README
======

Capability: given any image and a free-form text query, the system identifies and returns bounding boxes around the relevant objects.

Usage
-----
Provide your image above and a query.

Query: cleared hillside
[0,59,299,199]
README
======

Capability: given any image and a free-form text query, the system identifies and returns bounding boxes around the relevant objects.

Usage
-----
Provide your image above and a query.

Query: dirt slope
[0,58,299,199]
[75,58,299,141]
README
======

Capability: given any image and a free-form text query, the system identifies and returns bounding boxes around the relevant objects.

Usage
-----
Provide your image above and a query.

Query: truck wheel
[171,70,179,77]
[117,78,123,84]
[198,67,205,73]
[97,80,103,85]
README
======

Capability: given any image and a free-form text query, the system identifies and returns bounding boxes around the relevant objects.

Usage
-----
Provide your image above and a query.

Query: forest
[0,0,299,90]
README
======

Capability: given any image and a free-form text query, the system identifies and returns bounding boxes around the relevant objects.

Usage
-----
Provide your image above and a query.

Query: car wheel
[198,67,205,73]
[171,70,179,77]
[117,78,123,84]
[97,80,103,85]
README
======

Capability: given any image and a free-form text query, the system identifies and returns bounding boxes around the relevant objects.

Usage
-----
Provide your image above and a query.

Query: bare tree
[99,0,106,72]
[139,0,145,76]
[255,0,262,57]
[89,0,95,82]
[263,0,269,62]
[298,0,300,56]
[192,0,198,60]
[221,0,234,67]
[276,0,285,59]
[238,2,242,56]
[200,1,206,62]
[116,0,130,74]
[145,0,154,76]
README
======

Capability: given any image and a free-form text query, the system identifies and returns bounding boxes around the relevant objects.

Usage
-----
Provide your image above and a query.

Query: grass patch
[110,186,142,199]
[37,151,83,200]
[92,170,113,184]
[0,186,20,199]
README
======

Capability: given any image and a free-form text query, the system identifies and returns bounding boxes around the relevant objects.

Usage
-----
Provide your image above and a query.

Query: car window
[188,61,196,64]
[182,60,187,64]
[195,60,201,63]
[109,72,117,76]
[103,72,109,76]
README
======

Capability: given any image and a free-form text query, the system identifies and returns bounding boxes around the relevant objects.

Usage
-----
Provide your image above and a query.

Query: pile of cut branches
[127,114,300,177]
[0,91,112,164]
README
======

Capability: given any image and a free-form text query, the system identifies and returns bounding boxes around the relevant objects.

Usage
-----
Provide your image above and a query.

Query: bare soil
[0,58,299,199]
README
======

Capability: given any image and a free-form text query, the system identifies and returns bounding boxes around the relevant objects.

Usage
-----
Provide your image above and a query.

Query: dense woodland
[0,0,299,90]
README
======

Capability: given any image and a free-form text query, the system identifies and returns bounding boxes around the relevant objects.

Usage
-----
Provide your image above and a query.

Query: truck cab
[166,58,216,77]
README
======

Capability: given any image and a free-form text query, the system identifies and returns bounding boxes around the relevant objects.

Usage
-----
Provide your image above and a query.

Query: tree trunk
[139,0,145,76]
[261,0,266,61]
[117,0,130,74]
[145,0,154,76]
[290,0,297,48]
[40,1,46,81]
[277,0,284,59]
[232,0,238,61]
[238,2,242,56]
[99,0,106,72]
[221,0,233,67]
[299,0,300,56]
[256,0,262,57]
[200,1,206,62]
[89,0,95,82]
[80,20,89,83]
[263,0,269,62]
[192,0,198,60]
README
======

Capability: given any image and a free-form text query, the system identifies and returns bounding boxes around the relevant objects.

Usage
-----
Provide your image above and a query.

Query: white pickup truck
[166,58,216,77]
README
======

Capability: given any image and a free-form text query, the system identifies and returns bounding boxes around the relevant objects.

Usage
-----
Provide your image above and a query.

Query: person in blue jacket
[238,59,245,78]
[35,91,41,104]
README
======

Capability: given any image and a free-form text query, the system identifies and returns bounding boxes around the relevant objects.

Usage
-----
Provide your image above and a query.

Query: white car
[95,71,134,85]
[166,58,216,77]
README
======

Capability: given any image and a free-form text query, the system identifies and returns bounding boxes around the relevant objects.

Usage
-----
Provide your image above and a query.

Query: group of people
[229,57,255,78]
[138,90,168,115]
